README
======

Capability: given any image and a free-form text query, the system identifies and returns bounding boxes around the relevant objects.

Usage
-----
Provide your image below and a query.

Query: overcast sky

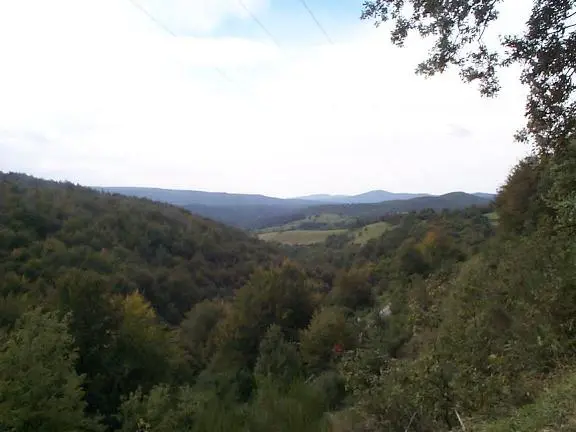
[0,0,531,197]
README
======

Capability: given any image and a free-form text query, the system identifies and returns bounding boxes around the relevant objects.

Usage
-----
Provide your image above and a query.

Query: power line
[298,0,334,45]
[237,0,282,49]
[127,0,176,36]
[126,0,235,84]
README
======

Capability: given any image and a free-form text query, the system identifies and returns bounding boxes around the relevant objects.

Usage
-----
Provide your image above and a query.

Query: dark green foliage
[212,262,316,366]
[495,156,546,234]
[541,141,576,230]
[179,299,227,374]
[3,146,576,431]
[0,172,277,325]
[254,325,303,388]
[327,267,374,311]
[472,369,576,431]
[248,379,331,432]
[119,385,197,432]
[2,0,574,429]
[300,306,357,374]
[339,0,576,427]
[0,309,101,431]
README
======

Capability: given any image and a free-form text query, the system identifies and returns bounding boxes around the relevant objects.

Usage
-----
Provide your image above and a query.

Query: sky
[0,0,531,198]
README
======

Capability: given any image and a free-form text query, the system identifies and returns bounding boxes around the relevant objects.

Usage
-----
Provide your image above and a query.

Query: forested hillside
[3,155,576,431]
[0,172,278,326]
[2,0,576,430]
[0,172,502,430]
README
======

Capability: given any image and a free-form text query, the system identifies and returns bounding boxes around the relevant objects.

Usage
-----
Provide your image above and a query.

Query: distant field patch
[486,212,500,226]
[259,213,354,233]
[352,221,392,244]
[258,229,347,245]
[308,213,349,224]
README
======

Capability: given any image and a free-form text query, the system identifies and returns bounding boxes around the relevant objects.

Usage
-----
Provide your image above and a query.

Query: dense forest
[2,0,576,430]
[0,172,500,431]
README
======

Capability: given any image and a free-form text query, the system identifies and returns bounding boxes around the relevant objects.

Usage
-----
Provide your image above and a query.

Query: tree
[114,292,184,397]
[0,309,101,431]
[254,324,303,389]
[495,156,546,234]
[300,307,357,374]
[212,262,316,366]
[179,299,227,374]
[362,0,576,152]
[55,270,122,419]
[119,385,196,432]
[328,267,374,310]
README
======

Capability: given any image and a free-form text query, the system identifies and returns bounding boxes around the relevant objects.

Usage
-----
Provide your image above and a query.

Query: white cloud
[0,0,529,197]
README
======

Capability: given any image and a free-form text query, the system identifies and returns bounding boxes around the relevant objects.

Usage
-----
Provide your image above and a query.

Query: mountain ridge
[98,186,495,229]
[99,186,495,206]
[296,190,431,203]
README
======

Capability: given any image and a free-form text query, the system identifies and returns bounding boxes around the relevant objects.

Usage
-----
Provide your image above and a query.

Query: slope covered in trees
[3,153,576,431]
[0,170,503,430]
[2,0,576,429]
[0,172,277,325]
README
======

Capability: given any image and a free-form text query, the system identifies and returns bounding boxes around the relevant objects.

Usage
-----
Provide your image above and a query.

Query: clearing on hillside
[352,221,393,244]
[258,213,354,233]
[258,229,347,245]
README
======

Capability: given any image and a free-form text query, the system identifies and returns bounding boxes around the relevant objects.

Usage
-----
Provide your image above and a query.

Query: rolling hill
[97,187,495,230]
[256,192,493,229]
[296,190,430,203]
[98,187,321,208]
[2,173,278,324]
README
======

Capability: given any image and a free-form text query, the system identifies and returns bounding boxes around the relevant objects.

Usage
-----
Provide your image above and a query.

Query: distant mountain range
[296,190,430,203]
[99,187,316,208]
[297,190,496,204]
[97,187,495,229]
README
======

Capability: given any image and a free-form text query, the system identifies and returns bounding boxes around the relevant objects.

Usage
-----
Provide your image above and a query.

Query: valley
[99,186,494,230]
[2,160,576,432]
[1,0,575,430]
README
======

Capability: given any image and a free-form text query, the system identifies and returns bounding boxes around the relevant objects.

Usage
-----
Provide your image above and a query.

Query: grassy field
[258,219,395,246]
[259,213,354,233]
[258,229,347,245]
[352,221,393,244]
